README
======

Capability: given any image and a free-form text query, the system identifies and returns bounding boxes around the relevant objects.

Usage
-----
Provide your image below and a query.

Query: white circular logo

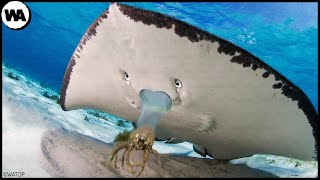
[1,1,31,30]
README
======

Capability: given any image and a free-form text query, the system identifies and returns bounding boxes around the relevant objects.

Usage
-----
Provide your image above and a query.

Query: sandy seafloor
[2,65,318,178]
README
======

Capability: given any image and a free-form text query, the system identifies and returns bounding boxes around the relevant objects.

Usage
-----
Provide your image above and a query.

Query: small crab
[109,125,162,177]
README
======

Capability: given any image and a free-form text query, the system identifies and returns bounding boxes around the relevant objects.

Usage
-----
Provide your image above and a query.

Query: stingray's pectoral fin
[165,138,185,144]
[155,137,170,141]
[193,144,207,157]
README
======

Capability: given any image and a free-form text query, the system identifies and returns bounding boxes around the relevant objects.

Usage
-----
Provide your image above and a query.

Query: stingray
[60,3,318,161]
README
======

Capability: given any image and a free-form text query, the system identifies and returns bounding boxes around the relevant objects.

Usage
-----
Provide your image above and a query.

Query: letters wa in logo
[1,1,31,30]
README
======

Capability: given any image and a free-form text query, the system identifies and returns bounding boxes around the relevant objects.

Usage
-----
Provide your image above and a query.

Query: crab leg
[114,153,118,168]
[132,150,149,167]
[136,163,147,177]
[126,147,135,174]
[122,148,129,168]
[136,151,150,177]
[109,141,127,168]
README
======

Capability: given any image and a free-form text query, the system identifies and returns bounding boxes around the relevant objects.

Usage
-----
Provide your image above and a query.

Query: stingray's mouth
[139,89,173,112]
[138,89,182,109]
[136,89,173,129]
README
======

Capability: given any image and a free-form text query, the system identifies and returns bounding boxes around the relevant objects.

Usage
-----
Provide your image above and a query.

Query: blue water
[2,2,318,111]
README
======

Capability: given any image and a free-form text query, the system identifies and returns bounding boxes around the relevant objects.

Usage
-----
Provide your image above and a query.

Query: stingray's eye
[124,72,130,81]
[174,79,182,88]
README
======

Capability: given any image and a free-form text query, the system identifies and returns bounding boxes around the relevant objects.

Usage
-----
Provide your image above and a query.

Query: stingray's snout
[139,89,172,112]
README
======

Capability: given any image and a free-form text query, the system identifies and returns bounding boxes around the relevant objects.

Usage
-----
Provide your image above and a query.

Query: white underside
[63,3,316,160]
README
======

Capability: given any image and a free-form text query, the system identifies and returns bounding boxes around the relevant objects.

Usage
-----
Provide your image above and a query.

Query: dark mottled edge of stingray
[60,7,109,111]
[60,3,318,158]
[116,3,318,159]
